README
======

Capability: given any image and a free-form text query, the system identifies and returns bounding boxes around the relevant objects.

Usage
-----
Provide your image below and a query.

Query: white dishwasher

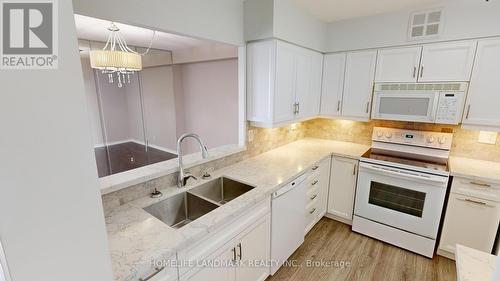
[271,172,308,275]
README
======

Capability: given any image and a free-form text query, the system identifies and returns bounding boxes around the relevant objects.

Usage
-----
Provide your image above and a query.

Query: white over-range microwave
[371,83,468,124]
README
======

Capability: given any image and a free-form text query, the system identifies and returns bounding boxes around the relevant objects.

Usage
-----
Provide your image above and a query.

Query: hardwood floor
[267,218,456,281]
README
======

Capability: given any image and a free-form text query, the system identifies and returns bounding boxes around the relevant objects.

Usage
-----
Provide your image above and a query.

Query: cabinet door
[274,41,297,124]
[294,49,313,120]
[182,246,236,281]
[375,46,422,82]
[342,51,377,121]
[438,193,500,256]
[296,50,322,120]
[419,41,477,82]
[320,54,346,117]
[462,38,500,129]
[235,215,270,281]
[327,156,358,221]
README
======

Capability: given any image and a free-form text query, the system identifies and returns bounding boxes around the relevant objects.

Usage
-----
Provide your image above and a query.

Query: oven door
[354,162,448,239]
[371,91,439,123]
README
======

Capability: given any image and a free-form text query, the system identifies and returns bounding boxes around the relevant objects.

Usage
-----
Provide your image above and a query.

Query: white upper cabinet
[375,46,422,83]
[247,40,323,128]
[419,41,477,82]
[342,50,377,121]
[274,41,297,124]
[462,38,500,131]
[296,51,323,121]
[320,54,346,117]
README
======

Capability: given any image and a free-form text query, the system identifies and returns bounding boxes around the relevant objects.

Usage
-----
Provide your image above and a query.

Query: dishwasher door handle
[273,174,308,198]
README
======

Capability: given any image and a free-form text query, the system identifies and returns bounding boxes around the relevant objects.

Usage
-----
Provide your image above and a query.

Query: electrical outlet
[478,131,498,144]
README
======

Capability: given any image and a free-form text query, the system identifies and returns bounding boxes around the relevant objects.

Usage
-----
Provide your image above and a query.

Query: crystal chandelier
[89,22,154,88]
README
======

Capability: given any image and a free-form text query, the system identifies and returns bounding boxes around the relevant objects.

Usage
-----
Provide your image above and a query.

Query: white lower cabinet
[179,201,271,281]
[305,157,332,234]
[235,216,270,281]
[182,246,236,281]
[438,177,500,259]
[327,156,359,224]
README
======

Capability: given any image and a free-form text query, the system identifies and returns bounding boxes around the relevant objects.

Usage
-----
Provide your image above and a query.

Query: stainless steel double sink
[143,177,254,229]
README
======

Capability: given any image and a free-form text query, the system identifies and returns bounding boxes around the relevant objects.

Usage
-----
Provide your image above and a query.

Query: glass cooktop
[361,149,449,173]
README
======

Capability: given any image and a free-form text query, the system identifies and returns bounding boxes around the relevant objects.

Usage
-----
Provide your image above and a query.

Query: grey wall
[0,1,113,281]
[174,59,240,154]
[141,66,178,152]
[326,0,500,52]
[73,0,245,46]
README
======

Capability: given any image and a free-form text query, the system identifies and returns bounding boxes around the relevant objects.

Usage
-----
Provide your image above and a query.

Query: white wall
[80,47,105,145]
[0,1,113,281]
[72,0,245,46]
[326,0,500,52]
[140,66,178,151]
[174,59,239,154]
[244,0,327,52]
[273,0,327,52]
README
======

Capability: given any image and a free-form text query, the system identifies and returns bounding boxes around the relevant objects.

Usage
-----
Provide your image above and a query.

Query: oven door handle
[360,164,448,185]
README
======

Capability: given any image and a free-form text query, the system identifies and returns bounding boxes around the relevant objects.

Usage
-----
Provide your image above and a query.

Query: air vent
[376,83,468,91]
[408,9,443,40]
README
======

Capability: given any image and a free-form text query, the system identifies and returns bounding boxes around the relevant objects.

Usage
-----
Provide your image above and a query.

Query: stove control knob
[385,132,393,139]
[376,131,384,138]
[438,137,447,145]
[427,136,435,143]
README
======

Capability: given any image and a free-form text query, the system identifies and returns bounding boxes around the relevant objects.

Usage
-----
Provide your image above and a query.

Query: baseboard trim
[324,213,352,225]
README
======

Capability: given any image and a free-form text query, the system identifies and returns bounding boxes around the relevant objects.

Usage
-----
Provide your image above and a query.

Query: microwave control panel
[435,92,465,125]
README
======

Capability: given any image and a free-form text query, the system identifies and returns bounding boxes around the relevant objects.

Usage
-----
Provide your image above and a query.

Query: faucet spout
[177,133,208,187]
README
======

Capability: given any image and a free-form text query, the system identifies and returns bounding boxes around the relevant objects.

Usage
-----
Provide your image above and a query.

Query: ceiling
[294,0,444,23]
[74,14,224,51]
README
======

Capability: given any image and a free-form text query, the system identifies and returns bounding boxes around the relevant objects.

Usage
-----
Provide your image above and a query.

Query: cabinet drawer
[305,198,321,231]
[439,193,500,257]
[306,186,319,201]
[306,172,320,189]
[451,177,500,202]
[306,196,320,212]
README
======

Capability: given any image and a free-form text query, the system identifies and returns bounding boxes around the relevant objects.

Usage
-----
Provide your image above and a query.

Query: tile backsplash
[102,118,500,210]
[304,118,500,162]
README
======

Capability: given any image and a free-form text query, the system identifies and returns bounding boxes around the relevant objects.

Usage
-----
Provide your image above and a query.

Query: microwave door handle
[361,164,448,184]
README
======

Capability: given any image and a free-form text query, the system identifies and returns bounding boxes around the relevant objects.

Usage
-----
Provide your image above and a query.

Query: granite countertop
[456,244,499,281]
[449,156,500,184]
[105,138,369,281]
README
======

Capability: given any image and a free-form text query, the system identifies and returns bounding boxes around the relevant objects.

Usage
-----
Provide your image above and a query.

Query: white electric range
[352,127,453,258]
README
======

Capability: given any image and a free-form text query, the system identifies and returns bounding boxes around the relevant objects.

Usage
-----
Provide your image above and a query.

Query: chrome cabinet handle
[337,100,341,112]
[365,101,370,114]
[312,165,319,171]
[469,181,491,187]
[458,197,493,207]
[293,103,297,114]
[465,105,471,119]
[412,66,417,78]
[232,247,237,261]
[309,208,317,214]
[420,65,424,78]
[237,243,242,260]
[310,194,317,200]
[139,267,165,281]
[297,102,300,114]
[353,164,357,175]
[311,180,319,186]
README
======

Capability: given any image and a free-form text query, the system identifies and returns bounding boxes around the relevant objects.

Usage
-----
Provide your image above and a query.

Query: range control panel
[372,127,453,150]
